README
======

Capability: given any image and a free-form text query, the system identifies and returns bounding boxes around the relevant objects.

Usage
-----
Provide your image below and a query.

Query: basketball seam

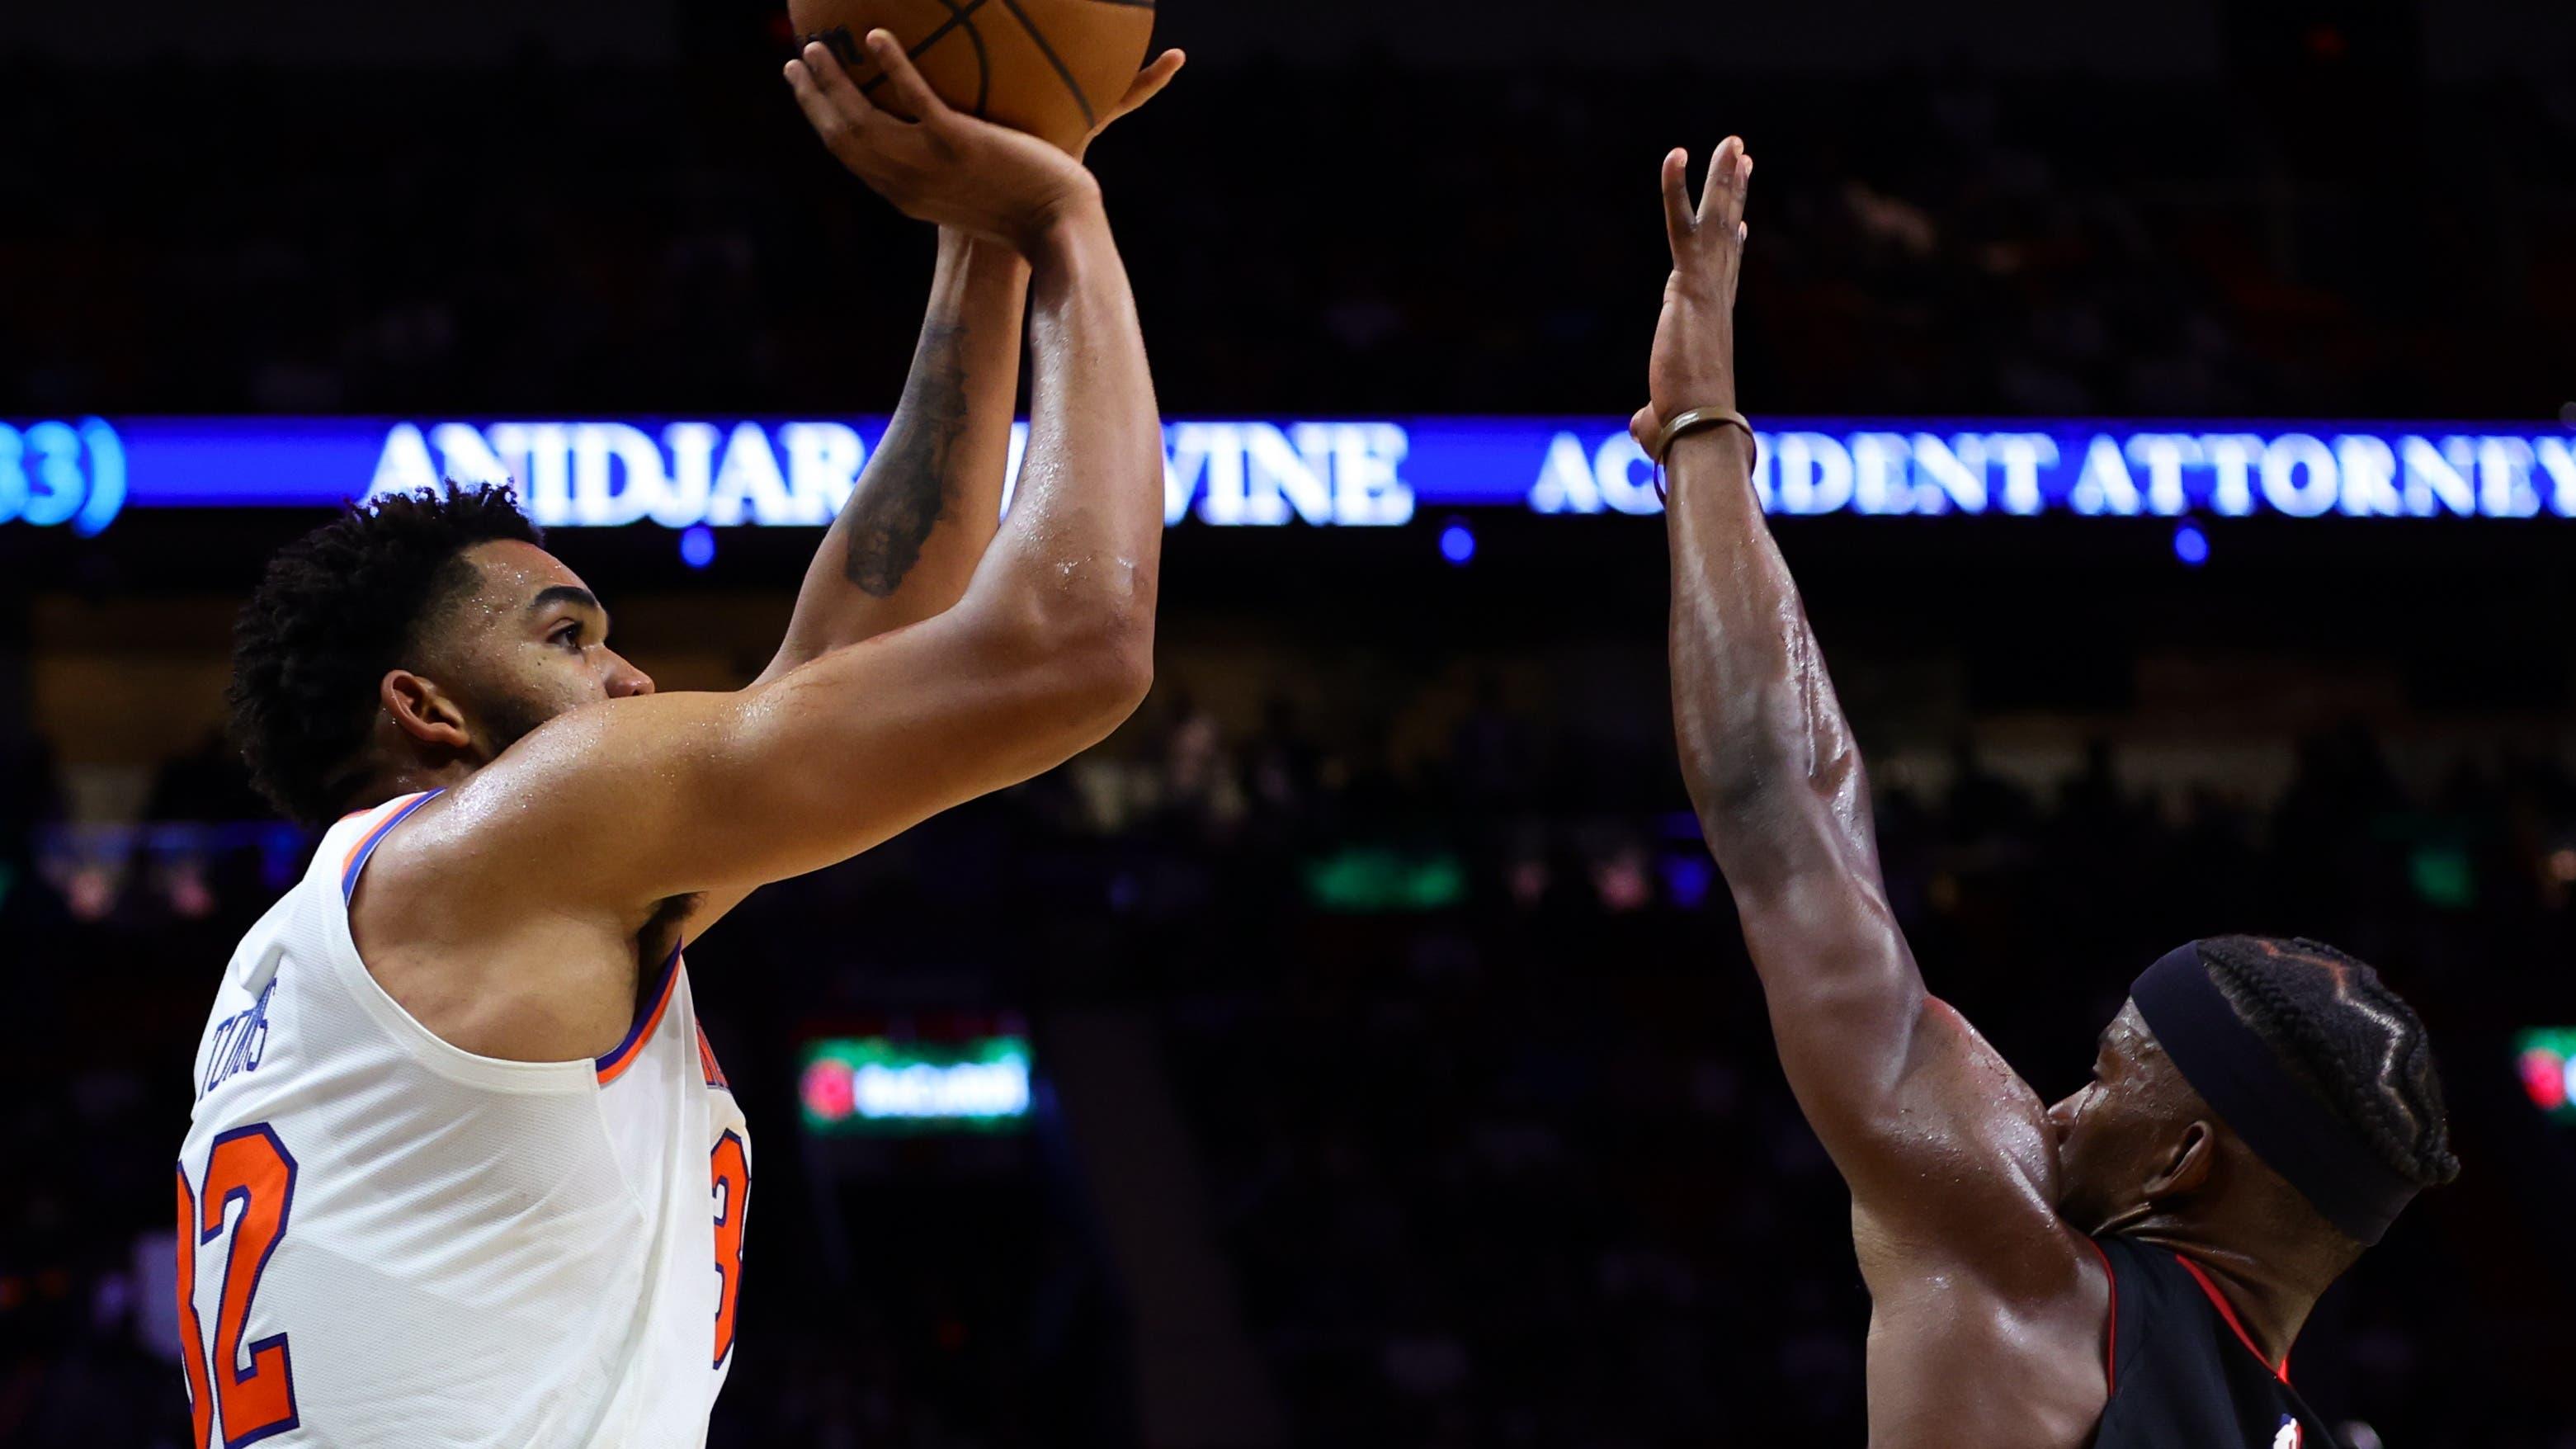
[991,0,1097,130]
[951,0,993,116]
[856,0,996,100]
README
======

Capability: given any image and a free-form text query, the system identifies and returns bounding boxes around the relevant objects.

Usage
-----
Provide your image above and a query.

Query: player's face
[2045,1001,2182,1234]
[433,540,655,758]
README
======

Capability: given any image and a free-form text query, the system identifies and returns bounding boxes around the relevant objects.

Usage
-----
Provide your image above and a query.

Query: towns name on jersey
[201,980,278,1097]
[362,418,2576,530]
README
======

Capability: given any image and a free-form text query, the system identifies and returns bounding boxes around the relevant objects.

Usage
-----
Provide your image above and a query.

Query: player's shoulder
[356,719,626,904]
[392,688,742,876]
[1856,1183,2109,1348]
[1879,996,2069,1214]
[1858,1219,2114,1449]
[341,768,674,1064]
[352,773,645,950]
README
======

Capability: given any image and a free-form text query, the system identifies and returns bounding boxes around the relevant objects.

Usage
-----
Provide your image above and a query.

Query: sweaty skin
[347,35,1187,1066]
[1646,145,2352,1443]
[1645,139,2111,1447]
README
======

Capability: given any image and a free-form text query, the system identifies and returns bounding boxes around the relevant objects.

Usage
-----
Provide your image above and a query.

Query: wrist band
[1650,408,1757,501]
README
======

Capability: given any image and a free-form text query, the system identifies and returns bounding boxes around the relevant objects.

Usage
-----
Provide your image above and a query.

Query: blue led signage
[10,417,2570,535]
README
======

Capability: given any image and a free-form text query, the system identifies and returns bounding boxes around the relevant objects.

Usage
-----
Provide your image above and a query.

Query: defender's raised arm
[1650,140,1940,1173]
[1649,141,2097,1365]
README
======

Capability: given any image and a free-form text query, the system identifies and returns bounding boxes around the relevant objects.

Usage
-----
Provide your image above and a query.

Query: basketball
[786,0,1157,153]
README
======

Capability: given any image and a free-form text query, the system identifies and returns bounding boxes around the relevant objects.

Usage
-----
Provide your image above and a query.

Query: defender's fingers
[1715,151,1753,234]
[1660,149,1695,253]
[800,40,880,121]
[1114,49,1187,118]
[1630,404,1663,451]
[864,29,950,122]
[1700,137,1743,222]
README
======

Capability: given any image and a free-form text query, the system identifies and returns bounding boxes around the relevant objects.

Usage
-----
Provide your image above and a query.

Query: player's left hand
[1074,50,1187,162]
[1632,137,1753,453]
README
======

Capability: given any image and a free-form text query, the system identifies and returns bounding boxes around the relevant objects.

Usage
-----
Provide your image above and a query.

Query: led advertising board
[8,416,2572,536]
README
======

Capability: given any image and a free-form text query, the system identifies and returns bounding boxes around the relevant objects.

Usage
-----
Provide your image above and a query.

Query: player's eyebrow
[527,585,608,630]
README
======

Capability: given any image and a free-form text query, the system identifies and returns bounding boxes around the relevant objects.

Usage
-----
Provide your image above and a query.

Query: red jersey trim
[2172,1252,2291,1384]
[2084,1238,2118,1395]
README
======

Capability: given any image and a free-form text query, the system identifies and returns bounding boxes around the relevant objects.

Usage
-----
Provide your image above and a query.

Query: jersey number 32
[174,1126,300,1449]
[177,1123,753,1446]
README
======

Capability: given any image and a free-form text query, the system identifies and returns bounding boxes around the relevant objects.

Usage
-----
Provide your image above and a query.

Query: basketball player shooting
[172,35,1181,1449]
[1642,139,2459,1449]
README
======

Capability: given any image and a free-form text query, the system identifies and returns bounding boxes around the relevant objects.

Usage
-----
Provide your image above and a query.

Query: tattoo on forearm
[841,319,972,597]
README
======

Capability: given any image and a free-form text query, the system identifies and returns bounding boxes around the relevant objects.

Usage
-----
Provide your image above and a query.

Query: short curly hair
[227,485,542,828]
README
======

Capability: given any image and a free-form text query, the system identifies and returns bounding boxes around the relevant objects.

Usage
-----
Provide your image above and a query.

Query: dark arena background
[6,1,2576,1445]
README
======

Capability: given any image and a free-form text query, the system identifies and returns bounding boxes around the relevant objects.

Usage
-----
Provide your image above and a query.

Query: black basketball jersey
[2087,1235,2342,1449]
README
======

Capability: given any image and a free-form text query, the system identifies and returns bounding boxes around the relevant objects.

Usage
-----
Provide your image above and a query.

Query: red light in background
[2519,1048,2568,1112]
[802,1057,856,1121]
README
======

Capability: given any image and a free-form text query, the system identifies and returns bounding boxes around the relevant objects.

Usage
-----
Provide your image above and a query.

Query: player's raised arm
[1649,141,2080,1289]
[757,45,1184,679]
[392,36,1168,927]
[753,228,1031,677]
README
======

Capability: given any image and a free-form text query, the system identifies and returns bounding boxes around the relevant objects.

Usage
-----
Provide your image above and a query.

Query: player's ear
[2144,1119,2215,1200]
[383,669,472,751]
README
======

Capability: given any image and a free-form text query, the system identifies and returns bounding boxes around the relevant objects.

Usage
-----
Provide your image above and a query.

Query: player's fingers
[1111,49,1187,120]
[864,29,951,124]
[1699,137,1743,223]
[800,40,880,124]
[786,55,870,152]
[1660,149,1695,254]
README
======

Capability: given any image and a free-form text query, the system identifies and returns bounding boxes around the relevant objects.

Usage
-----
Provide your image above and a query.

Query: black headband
[2130,943,2418,1245]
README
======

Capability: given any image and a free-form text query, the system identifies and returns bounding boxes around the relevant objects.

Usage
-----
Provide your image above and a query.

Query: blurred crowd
[5,683,2574,1447]
[8,13,2576,1447]
[2,57,2571,422]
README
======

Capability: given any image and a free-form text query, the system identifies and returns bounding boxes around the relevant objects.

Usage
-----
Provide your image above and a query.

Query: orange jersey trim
[596,948,683,1085]
[697,1024,732,1092]
[338,791,438,902]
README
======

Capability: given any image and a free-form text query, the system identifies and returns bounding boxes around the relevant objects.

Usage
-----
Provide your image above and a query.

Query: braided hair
[228,484,540,828]
[2197,935,2460,1190]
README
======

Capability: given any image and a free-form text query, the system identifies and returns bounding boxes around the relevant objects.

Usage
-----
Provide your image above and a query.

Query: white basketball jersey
[175,791,751,1448]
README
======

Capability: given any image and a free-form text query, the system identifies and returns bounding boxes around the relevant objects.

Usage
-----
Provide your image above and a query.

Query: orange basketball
[786,0,1157,153]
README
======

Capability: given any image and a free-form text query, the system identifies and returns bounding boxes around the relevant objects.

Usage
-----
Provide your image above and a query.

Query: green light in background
[1305,848,1467,913]
[2514,1028,2576,1121]
[2408,843,2475,909]
[800,1036,1032,1136]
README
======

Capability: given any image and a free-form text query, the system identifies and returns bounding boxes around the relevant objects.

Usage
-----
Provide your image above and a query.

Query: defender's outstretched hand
[786,31,1102,254]
[1631,137,1753,451]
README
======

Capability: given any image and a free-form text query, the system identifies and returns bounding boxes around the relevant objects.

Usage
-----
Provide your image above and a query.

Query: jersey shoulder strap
[296,789,599,1093]
[2088,1236,2345,1449]
[318,790,442,900]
